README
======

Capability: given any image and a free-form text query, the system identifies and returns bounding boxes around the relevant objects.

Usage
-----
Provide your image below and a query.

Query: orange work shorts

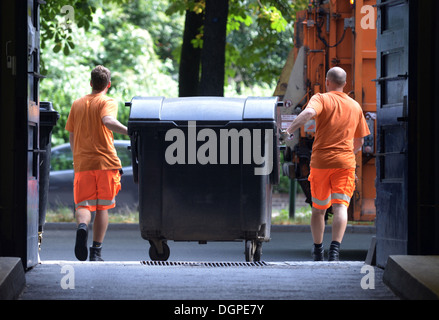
[308,167,356,210]
[73,169,121,211]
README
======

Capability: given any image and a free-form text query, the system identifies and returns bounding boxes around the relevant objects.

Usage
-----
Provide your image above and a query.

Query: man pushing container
[282,67,370,261]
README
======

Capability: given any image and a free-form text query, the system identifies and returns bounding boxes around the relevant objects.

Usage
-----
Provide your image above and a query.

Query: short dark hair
[326,67,346,86]
[91,65,111,91]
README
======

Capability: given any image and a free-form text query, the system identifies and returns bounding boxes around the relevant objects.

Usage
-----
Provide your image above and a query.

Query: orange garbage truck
[275,0,377,221]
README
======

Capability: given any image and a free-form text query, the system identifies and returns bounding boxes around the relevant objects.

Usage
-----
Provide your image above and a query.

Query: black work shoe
[311,246,324,261]
[89,246,104,261]
[74,224,88,261]
[328,248,340,261]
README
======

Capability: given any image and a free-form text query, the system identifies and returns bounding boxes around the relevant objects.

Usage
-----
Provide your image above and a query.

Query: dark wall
[408,0,439,256]
[376,0,439,267]
[0,0,41,269]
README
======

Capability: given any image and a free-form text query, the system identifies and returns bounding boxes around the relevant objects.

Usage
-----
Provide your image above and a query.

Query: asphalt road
[20,223,399,302]
[38,223,374,262]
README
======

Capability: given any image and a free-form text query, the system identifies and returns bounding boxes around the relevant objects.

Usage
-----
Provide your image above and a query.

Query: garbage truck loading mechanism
[274,0,377,222]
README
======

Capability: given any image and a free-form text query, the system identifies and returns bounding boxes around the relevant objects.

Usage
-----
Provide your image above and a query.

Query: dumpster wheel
[148,240,170,261]
[245,240,263,262]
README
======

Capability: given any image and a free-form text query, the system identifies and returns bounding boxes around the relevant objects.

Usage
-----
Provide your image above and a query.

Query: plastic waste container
[39,101,60,247]
[127,96,280,261]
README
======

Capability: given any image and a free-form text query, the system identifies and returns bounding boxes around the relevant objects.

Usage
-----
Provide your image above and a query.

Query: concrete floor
[6,223,439,302]
[20,260,397,300]
[16,223,400,301]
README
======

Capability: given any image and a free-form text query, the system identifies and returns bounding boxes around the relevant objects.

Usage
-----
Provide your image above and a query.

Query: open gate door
[0,0,42,269]
[375,0,410,267]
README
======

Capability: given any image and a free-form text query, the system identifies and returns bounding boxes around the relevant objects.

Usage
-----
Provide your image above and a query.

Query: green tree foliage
[168,0,308,94]
[40,0,183,145]
[40,0,307,145]
[226,0,308,90]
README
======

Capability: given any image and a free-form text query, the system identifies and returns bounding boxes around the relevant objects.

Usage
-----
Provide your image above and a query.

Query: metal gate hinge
[372,73,408,83]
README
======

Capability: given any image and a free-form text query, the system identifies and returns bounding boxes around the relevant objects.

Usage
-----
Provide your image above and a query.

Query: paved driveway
[19,224,398,302]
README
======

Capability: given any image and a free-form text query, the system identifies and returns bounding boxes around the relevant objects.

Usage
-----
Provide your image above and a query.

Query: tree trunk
[198,0,229,96]
[178,6,204,97]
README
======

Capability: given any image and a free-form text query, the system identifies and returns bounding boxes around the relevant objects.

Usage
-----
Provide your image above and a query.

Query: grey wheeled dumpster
[39,101,60,248]
[127,96,280,261]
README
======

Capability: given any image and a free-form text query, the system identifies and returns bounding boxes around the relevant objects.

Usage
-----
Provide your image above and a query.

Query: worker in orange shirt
[65,65,128,261]
[282,67,370,261]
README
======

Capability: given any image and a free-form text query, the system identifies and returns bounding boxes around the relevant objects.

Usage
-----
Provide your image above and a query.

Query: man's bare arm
[353,137,364,154]
[102,116,128,135]
[286,108,317,135]
[69,132,74,151]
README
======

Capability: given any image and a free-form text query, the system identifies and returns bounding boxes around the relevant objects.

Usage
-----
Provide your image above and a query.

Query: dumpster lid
[128,96,278,121]
[40,101,55,112]
[40,101,60,126]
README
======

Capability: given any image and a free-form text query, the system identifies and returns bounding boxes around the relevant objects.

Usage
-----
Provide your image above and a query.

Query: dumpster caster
[254,241,263,262]
[148,240,170,261]
[245,240,263,262]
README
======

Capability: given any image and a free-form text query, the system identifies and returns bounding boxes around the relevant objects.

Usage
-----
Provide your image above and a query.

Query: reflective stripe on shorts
[331,193,351,203]
[312,193,351,208]
[312,196,331,207]
[75,198,116,209]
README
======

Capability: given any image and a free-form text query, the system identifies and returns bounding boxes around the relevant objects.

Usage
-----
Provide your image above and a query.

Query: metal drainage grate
[141,261,268,267]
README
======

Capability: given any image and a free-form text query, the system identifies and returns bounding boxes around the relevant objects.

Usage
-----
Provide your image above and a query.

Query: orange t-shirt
[306,91,370,169]
[65,93,122,173]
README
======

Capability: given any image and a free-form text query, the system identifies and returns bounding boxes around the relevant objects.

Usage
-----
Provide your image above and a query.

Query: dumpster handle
[131,132,139,184]
[28,149,46,153]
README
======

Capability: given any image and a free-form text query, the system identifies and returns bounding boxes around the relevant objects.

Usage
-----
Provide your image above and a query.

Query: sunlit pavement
[21,260,397,300]
[18,223,398,301]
